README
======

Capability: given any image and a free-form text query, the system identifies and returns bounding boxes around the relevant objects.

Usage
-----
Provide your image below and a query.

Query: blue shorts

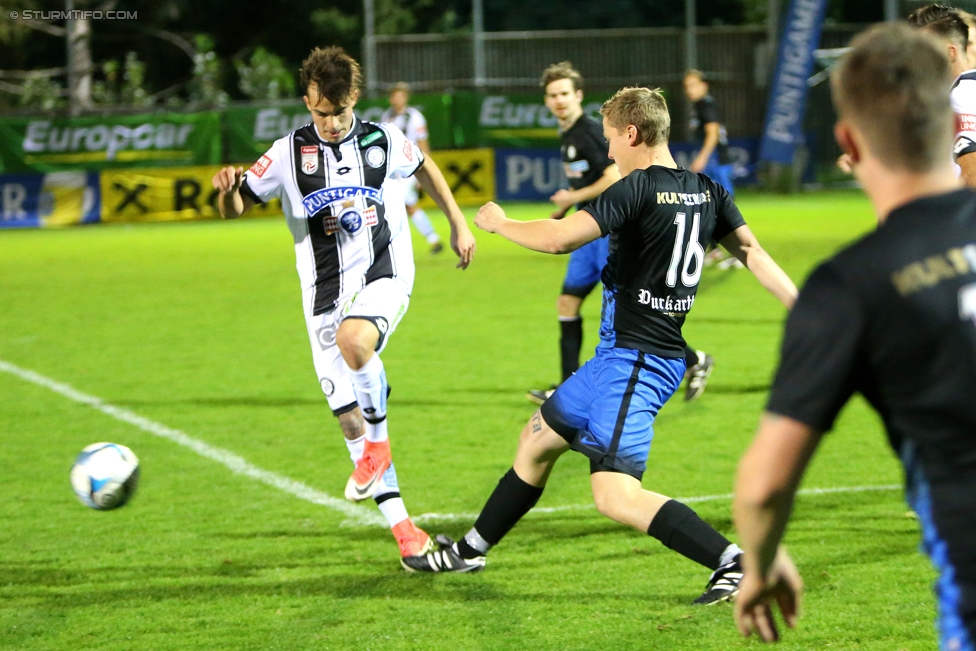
[703,156,735,198]
[562,236,609,298]
[540,347,686,479]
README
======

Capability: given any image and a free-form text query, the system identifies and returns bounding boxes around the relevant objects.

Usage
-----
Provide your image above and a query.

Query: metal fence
[373,24,866,141]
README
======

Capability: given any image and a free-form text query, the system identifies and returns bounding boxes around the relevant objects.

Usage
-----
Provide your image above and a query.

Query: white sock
[719,543,743,567]
[377,495,409,528]
[344,435,366,464]
[410,209,440,244]
[348,354,389,443]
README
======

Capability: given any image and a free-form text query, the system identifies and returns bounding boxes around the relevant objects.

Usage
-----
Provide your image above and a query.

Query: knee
[557,294,580,318]
[336,322,375,369]
[592,489,622,521]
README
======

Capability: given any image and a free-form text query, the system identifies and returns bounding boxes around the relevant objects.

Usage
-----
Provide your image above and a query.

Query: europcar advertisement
[0,112,222,173]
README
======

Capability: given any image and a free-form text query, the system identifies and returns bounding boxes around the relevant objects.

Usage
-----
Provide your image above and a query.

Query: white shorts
[305,277,410,414]
[401,175,419,208]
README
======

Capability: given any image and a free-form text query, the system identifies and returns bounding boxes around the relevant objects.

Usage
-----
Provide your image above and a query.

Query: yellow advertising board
[418,148,495,209]
[99,150,494,224]
[100,165,281,223]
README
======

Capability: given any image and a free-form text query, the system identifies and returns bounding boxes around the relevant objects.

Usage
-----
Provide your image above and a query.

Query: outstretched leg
[402,411,569,572]
[590,471,743,604]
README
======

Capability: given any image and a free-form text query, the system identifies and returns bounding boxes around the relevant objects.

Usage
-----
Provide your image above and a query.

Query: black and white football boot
[401,534,487,573]
[692,554,743,605]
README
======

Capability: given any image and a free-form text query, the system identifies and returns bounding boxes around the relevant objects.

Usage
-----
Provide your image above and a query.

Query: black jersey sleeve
[583,128,613,177]
[585,173,643,235]
[697,98,721,125]
[766,263,864,432]
[710,180,746,242]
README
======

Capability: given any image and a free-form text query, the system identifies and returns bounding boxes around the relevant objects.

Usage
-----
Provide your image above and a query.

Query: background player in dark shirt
[405,87,797,607]
[529,63,716,405]
[733,25,976,650]
[684,70,735,196]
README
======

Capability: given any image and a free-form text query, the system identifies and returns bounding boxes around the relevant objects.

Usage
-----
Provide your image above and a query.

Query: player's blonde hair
[600,87,670,147]
[831,23,953,172]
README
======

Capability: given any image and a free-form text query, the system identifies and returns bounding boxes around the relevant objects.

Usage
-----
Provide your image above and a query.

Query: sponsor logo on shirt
[957,113,976,135]
[301,145,319,175]
[365,146,386,168]
[564,159,590,179]
[322,204,378,235]
[360,131,383,147]
[249,155,272,178]
[403,140,414,162]
[656,191,712,206]
[302,185,384,216]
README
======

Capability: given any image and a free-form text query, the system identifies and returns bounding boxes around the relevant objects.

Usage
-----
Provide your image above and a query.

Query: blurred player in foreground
[405,87,797,607]
[212,46,476,567]
[528,62,716,406]
[381,82,444,254]
[734,24,976,648]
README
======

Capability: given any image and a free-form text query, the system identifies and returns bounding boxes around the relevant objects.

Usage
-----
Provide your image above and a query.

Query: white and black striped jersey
[951,70,976,161]
[240,117,422,317]
[380,107,428,146]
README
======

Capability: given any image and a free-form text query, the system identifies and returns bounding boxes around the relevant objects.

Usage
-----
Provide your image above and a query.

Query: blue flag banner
[758,0,830,164]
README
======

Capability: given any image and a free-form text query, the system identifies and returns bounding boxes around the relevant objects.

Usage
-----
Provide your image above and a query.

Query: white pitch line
[411,484,903,525]
[0,358,384,527]
[1,358,904,530]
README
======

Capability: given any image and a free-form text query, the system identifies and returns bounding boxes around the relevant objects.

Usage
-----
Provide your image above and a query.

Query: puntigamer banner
[0,112,221,173]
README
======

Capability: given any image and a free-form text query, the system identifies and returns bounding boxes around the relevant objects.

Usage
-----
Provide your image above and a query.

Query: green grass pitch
[0,191,937,650]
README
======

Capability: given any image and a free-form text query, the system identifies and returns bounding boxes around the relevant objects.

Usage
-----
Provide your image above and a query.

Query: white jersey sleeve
[405,108,429,145]
[950,73,976,160]
[241,139,285,203]
[382,123,425,179]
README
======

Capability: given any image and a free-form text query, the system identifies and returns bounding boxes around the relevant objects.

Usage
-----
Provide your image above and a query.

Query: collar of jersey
[313,116,364,147]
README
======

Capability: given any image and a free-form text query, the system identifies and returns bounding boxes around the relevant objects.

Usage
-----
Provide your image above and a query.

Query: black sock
[647,500,732,570]
[559,317,583,382]
[460,468,543,556]
[684,345,700,369]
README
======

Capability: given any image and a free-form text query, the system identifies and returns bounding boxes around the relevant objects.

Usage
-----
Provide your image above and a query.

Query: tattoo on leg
[531,412,542,433]
[338,410,364,440]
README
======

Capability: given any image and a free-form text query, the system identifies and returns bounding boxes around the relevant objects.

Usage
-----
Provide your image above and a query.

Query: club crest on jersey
[301,146,319,175]
[365,146,386,168]
[302,186,384,216]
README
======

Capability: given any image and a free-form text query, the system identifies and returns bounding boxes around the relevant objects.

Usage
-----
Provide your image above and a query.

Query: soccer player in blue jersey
[404,86,797,604]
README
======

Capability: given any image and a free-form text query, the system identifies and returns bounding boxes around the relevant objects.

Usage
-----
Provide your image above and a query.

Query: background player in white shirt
[381,82,444,254]
[212,46,476,567]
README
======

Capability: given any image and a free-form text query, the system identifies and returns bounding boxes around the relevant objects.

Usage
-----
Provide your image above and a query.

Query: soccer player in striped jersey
[211,46,476,567]
[381,82,444,254]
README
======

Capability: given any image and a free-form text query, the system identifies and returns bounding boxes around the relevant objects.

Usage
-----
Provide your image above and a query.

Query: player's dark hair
[600,87,670,147]
[907,4,969,51]
[832,22,953,172]
[300,46,363,105]
[540,62,584,92]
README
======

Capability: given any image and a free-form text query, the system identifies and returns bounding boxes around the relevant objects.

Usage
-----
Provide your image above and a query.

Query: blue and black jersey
[585,166,745,357]
[767,189,976,651]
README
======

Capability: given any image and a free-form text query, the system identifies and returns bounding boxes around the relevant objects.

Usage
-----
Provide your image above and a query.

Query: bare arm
[212,166,255,219]
[414,157,476,269]
[416,137,432,157]
[733,413,822,642]
[690,122,720,173]
[474,202,602,254]
[719,225,797,308]
[958,152,976,188]
[551,164,621,210]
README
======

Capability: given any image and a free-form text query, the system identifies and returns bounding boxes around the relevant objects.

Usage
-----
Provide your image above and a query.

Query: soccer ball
[70,442,140,510]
